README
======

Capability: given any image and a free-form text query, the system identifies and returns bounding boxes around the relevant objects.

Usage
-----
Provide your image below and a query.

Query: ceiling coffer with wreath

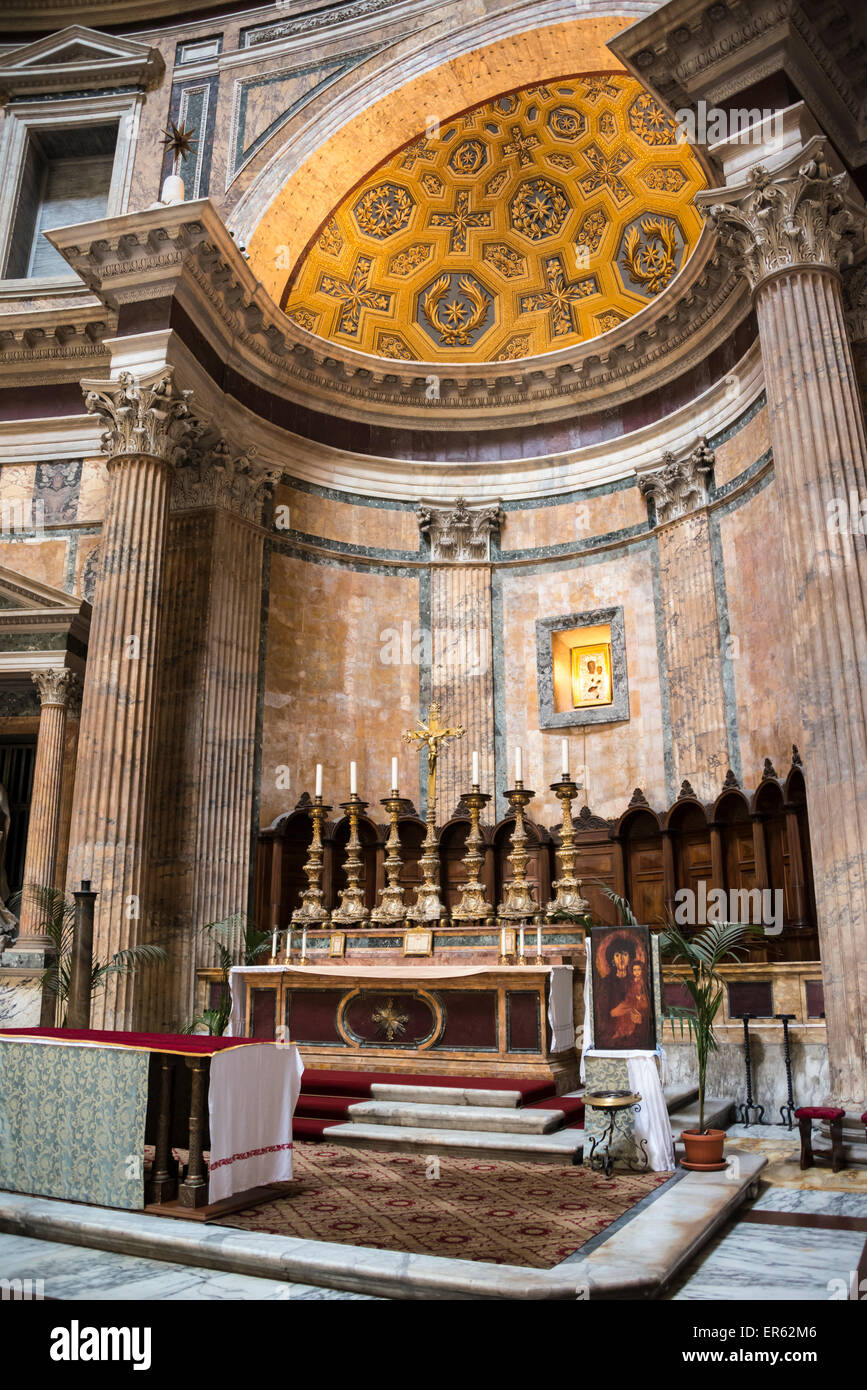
[281,74,707,363]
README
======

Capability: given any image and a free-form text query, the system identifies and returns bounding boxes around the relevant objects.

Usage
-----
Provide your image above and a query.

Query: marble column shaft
[17,669,77,946]
[429,564,494,819]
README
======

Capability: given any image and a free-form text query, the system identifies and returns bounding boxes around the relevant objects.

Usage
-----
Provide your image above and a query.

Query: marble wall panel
[713,402,772,487]
[0,539,68,591]
[277,485,419,554]
[76,457,109,524]
[500,486,647,553]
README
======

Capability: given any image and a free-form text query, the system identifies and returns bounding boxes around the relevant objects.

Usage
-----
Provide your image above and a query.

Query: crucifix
[403,701,465,817]
[402,703,464,923]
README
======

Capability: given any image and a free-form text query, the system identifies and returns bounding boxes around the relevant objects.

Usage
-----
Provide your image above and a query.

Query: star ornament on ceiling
[161,120,198,170]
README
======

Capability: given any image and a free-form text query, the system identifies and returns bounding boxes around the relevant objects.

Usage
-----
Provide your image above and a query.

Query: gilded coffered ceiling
[281,74,707,363]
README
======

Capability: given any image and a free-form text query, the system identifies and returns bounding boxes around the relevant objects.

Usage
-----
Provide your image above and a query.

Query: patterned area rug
[219,1145,671,1268]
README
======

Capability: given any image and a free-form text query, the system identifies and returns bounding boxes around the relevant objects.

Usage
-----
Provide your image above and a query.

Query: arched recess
[712,788,756,900]
[255,806,313,932]
[665,796,712,905]
[397,814,426,908]
[617,806,665,926]
[241,15,637,302]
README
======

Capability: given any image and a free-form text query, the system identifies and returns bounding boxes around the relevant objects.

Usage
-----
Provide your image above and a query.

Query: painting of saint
[591,925,655,1051]
[571,644,612,707]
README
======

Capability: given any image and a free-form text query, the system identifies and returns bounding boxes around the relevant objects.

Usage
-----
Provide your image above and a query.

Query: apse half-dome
[281,74,707,363]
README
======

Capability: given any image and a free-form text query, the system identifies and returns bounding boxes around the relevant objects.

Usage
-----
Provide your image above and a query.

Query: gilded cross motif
[521,255,598,336]
[372,997,409,1041]
[403,701,464,810]
[580,145,633,203]
[318,256,392,337]
[428,190,492,253]
[502,124,540,166]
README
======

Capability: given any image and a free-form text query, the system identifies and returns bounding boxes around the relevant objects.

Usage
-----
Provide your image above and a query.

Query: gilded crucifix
[402,702,464,815]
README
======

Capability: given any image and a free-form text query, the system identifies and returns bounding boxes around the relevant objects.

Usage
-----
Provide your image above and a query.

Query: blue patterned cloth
[0,1039,149,1209]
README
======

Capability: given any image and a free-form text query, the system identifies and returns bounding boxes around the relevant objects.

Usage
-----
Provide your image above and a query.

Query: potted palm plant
[661,919,754,1170]
[184,913,271,1035]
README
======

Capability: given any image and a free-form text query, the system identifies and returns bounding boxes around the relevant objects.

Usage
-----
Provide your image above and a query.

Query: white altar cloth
[208,1042,304,1202]
[228,963,575,1051]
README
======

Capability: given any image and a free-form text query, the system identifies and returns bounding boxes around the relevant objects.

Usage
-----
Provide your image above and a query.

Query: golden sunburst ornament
[371,997,409,1042]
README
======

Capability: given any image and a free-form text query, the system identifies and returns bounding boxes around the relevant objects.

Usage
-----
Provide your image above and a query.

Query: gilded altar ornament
[452,785,494,923]
[622,216,679,294]
[402,703,464,924]
[371,791,407,924]
[422,274,489,347]
[497,781,538,921]
[291,794,332,928]
[547,776,592,921]
[372,997,409,1041]
[332,793,370,924]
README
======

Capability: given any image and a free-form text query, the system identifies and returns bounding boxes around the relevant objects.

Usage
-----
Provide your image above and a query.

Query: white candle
[519,925,525,958]
[500,926,505,957]
[392,756,399,792]
[537,924,542,957]
[472,750,479,786]
[302,928,308,958]
[515,747,523,782]
[271,928,277,957]
[350,761,357,795]
[561,738,569,776]
[285,928,292,959]
[315,764,323,797]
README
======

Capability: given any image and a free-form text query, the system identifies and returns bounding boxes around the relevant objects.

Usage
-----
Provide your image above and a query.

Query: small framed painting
[404,930,433,957]
[329,932,346,958]
[571,643,612,707]
[591,924,656,1050]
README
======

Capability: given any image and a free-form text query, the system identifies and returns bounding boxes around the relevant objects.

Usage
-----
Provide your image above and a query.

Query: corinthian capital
[31,668,78,708]
[639,437,715,525]
[172,437,281,524]
[81,367,201,466]
[698,139,864,292]
[417,497,504,562]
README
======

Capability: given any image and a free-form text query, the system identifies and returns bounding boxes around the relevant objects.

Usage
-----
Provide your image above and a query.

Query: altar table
[228,963,577,1089]
[0,1028,303,1210]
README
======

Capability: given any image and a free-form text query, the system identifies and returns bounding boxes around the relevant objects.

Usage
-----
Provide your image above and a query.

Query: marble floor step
[663,1084,699,1113]
[370,1083,524,1108]
[346,1100,561,1133]
[668,1096,734,1140]
[321,1120,584,1164]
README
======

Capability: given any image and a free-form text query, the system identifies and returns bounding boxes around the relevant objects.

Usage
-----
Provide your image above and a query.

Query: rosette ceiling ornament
[281,74,707,364]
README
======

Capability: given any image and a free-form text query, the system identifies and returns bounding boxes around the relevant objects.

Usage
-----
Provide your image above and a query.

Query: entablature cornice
[42,198,749,430]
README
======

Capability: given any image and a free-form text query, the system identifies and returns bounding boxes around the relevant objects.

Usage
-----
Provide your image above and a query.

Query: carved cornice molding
[638,435,715,523]
[172,438,281,524]
[45,201,749,430]
[0,25,164,101]
[417,497,504,562]
[697,141,865,293]
[81,367,201,467]
[31,668,78,708]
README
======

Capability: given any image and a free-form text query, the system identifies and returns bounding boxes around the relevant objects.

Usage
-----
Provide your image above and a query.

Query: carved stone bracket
[81,367,201,466]
[698,141,866,293]
[417,497,504,562]
[172,437,281,524]
[639,436,715,524]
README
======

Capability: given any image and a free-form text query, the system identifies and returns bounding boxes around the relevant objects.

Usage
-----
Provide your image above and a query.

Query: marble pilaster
[66,368,199,1030]
[701,137,867,1107]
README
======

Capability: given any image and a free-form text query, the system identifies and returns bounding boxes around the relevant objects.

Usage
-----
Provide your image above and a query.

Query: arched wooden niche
[666,796,712,903]
[493,815,551,915]
[255,806,313,931]
[397,815,426,907]
[618,806,664,926]
[329,812,379,912]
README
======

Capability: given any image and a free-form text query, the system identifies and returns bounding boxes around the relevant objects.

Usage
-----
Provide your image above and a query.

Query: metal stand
[775,1012,797,1129]
[584,1090,649,1179]
[736,1013,765,1126]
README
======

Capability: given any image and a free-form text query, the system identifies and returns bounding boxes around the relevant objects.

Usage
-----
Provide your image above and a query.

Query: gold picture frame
[403,929,433,956]
[329,932,346,957]
[571,642,612,708]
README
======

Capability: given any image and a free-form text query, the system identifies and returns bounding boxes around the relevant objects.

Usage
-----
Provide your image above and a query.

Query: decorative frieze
[639,436,715,523]
[417,497,504,562]
[699,144,864,292]
[82,368,200,467]
[172,440,280,524]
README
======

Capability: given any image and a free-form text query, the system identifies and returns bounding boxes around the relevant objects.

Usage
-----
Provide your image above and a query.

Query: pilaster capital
[638,435,715,524]
[81,366,202,467]
[417,496,504,562]
[698,138,865,293]
[172,437,281,524]
[31,668,78,708]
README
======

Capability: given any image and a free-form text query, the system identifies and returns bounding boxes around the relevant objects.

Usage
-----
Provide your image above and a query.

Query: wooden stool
[794,1106,846,1173]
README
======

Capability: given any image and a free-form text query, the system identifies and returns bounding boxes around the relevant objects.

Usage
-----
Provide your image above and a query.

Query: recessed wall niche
[536,606,629,729]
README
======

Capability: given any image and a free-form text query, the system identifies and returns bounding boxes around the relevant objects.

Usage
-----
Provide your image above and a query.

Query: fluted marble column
[701,138,867,1107]
[15,669,78,952]
[66,369,199,1030]
[141,444,278,1029]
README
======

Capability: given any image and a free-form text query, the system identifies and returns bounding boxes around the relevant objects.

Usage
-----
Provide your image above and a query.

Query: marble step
[370,1083,525,1108]
[320,1120,584,1164]
[668,1096,735,1140]
[346,1099,561,1133]
[663,1084,699,1113]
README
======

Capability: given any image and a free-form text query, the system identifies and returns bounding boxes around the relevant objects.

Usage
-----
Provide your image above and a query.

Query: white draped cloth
[579,942,675,1171]
[207,1042,304,1203]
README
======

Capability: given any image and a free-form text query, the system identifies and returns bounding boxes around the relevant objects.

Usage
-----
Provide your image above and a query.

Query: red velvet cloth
[794,1106,846,1121]
[299,1068,556,1103]
[862,1112,867,1125]
[0,1026,264,1056]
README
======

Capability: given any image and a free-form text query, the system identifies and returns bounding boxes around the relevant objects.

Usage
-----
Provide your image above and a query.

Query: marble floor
[0,1233,377,1300]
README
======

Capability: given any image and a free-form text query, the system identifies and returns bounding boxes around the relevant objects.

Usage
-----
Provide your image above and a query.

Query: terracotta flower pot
[681,1127,727,1171]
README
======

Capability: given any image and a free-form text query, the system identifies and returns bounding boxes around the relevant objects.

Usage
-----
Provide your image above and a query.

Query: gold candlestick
[332,793,370,924]
[547,777,591,920]
[497,782,538,920]
[452,786,494,922]
[371,791,407,925]
[291,796,331,927]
